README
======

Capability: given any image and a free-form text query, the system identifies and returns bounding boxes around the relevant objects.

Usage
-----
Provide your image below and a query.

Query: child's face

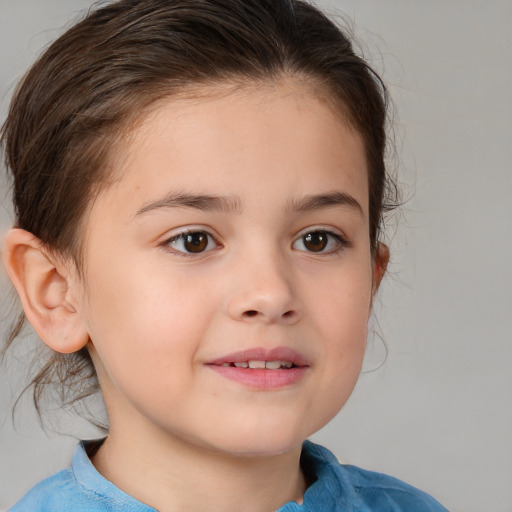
[74,81,381,456]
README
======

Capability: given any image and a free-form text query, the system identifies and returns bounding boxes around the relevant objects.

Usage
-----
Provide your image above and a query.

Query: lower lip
[207,365,308,390]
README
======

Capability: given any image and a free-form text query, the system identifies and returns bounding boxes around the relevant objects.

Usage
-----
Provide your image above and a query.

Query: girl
[2,0,448,510]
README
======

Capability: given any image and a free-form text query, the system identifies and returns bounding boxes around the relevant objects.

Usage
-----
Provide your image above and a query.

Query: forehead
[90,80,369,222]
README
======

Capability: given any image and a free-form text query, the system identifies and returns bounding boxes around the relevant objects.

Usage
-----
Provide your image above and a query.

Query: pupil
[304,232,327,252]
[184,232,207,253]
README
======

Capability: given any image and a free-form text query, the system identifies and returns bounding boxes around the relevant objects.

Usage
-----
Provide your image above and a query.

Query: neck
[92,424,306,512]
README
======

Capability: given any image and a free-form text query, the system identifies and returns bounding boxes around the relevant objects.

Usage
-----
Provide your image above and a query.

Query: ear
[371,242,390,297]
[4,228,89,354]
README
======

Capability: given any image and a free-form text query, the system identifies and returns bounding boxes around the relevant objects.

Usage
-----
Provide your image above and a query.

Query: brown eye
[184,232,208,252]
[167,231,216,254]
[303,232,328,252]
[293,230,347,254]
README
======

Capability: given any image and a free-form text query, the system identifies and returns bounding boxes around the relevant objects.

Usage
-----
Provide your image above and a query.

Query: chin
[201,423,312,459]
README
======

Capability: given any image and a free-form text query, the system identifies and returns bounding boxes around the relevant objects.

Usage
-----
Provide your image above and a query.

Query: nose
[226,252,302,325]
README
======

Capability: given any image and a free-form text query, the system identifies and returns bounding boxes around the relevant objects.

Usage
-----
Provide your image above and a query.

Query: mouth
[217,360,296,369]
[207,346,309,368]
[206,347,309,389]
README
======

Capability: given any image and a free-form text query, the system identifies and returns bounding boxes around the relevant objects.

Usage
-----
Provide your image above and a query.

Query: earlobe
[4,228,89,354]
[372,242,390,296]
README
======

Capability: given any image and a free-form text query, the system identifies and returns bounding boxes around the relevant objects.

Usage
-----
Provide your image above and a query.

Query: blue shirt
[9,440,448,511]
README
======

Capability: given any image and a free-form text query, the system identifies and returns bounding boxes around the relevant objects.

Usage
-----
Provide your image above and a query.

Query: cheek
[304,258,372,406]
[80,261,212,391]
[310,259,373,344]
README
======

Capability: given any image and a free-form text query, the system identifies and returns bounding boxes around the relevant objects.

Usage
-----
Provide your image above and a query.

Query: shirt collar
[72,439,157,511]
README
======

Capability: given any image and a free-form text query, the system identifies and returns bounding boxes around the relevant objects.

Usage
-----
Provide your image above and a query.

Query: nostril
[243,310,258,318]
[282,310,295,318]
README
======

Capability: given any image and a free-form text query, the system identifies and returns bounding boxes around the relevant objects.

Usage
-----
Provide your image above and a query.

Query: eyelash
[163,229,219,257]
[161,228,351,257]
[292,229,351,255]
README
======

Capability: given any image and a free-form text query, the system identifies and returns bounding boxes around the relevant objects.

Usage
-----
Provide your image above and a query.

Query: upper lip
[207,347,310,367]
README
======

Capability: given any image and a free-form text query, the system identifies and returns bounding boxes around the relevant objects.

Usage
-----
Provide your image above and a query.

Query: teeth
[229,360,294,369]
[223,360,295,369]
[248,360,266,369]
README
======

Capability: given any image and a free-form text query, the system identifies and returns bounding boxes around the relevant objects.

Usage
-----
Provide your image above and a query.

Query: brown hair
[1,0,397,420]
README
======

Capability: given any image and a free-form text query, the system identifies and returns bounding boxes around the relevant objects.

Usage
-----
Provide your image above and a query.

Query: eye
[166,230,218,254]
[292,230,348,253]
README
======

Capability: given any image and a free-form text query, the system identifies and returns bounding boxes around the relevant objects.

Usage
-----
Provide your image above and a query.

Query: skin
[5,80,388,512]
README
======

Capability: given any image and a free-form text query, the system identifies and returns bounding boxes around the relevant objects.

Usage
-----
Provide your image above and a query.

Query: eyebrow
[135,190,362,217]
[288,191,363,215]
[136,192,243,216]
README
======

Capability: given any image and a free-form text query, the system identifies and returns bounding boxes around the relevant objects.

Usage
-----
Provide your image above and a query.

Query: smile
[219,360,295,369]
[207,347,309,390]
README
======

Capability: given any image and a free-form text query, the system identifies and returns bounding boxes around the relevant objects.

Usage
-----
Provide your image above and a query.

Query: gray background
[1,1,511,511]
